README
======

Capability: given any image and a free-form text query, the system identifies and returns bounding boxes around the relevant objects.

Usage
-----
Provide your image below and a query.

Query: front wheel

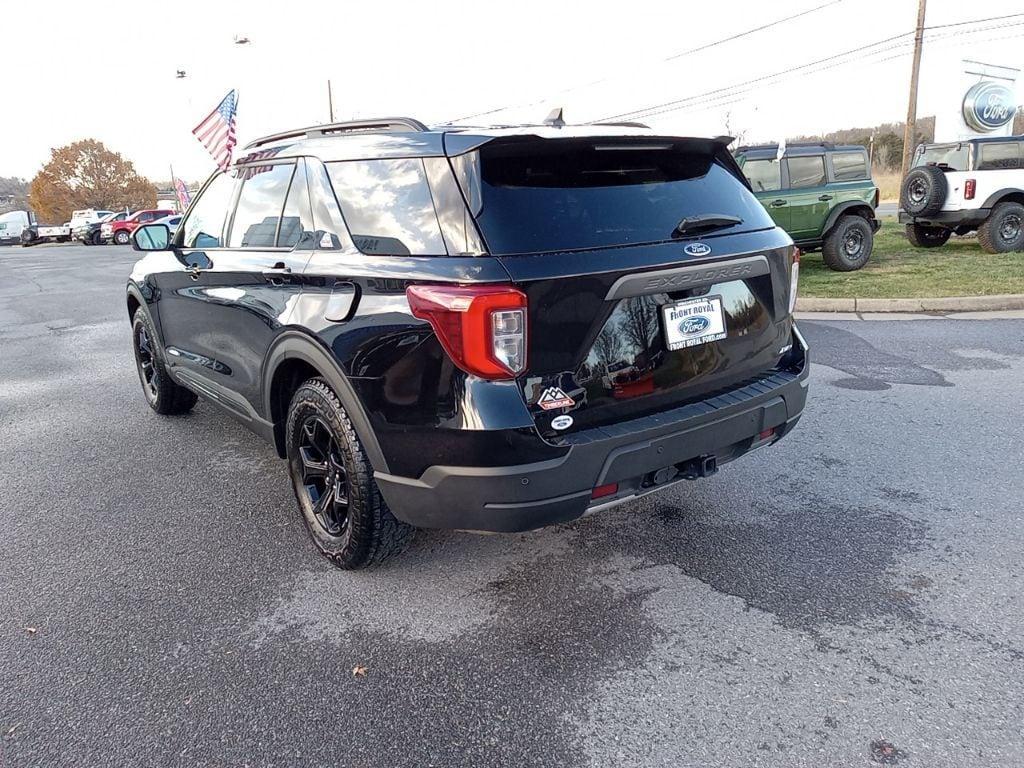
[905,223,951,248]
[822,215,873,271]
[131,308,198,415]
[286,378,414,570]
[114,230,131,245]
[977,202,1024,254]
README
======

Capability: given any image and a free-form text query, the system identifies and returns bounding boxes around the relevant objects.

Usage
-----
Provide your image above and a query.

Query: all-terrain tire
[131,308,198,415]
[286,377,414,570]
[900,166,948,216]
[822,215,873,271]
[905,223,951,248]
[977,202,1024,254]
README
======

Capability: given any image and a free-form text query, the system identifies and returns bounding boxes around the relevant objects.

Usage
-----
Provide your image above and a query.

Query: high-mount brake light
[406,284,528,380]
[788,248,801,315]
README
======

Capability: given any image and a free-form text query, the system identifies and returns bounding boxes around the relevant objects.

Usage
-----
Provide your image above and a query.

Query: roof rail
[243,117,428,150]
[736,141,837,152]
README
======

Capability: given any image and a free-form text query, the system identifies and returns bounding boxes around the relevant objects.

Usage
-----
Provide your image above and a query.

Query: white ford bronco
[899,136,1024,253]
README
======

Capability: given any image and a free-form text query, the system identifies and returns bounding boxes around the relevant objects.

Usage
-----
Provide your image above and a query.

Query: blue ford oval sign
[962,81,1016,133]
[679,316,711,336]
[683,243,712,257]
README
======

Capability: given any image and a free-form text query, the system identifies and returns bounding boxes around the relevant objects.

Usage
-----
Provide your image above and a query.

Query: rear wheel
[822,215,873,271]
[286,377,414,570]
[977,202,1024,254]
[114,230,131,245]
[905,223,951,248]
[131,308,198,415]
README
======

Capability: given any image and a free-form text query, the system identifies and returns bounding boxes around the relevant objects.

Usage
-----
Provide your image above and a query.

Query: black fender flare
[261,331,389,472]
[822,201,875,237]
[980,188,1024,211]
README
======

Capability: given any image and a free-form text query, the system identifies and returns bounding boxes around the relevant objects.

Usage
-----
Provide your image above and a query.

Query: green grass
[800,217,1024,298]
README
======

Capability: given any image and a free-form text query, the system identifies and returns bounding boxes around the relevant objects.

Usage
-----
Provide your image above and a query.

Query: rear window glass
[915,144,968,171]
[831,151,868,181]
[326,159,446,256]
[460,140,774,255]
[976,142,1021,171]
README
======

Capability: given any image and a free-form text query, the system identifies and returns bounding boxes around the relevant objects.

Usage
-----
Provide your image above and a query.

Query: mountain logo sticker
[537,386,576,410]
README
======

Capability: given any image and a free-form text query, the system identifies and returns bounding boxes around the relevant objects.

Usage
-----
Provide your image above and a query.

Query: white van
[0,210,31,244]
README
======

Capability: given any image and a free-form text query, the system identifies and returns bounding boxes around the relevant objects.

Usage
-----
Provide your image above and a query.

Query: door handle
[769,199,787,207]
[263,263,292,285]
[818,195,834,201]
[186,265,202,281]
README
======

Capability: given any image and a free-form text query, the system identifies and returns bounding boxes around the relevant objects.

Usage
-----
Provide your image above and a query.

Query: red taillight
[406,284,527,380]
[788,247,801,314]
[964,179,976,200]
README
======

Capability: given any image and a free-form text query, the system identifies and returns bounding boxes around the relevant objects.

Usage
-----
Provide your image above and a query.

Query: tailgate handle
[604,254,771,301]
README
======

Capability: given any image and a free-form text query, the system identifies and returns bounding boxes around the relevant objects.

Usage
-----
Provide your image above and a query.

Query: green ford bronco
[734,142,881,271]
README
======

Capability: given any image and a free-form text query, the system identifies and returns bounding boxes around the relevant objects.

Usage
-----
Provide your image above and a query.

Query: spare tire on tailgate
[900,165,948,216]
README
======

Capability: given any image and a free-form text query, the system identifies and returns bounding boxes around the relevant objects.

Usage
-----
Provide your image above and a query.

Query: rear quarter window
[830,151,868,181]
[326,159,446,256]
[976,142,1022,171]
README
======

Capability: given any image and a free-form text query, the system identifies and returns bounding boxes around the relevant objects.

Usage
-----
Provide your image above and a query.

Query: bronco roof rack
[244,117,429,150]
[735,141,837,152]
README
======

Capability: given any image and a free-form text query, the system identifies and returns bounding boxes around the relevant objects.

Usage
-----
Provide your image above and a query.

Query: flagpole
[169,164,178,212]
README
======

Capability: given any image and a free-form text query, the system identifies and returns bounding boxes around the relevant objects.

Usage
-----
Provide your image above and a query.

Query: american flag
[192,90,238,171]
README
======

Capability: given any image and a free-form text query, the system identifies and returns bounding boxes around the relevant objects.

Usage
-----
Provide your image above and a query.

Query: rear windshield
[457,139,774,255]
[915,144,969,171]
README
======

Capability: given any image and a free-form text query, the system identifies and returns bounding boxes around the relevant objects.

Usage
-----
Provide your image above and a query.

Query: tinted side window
[787,156,826,188]
[228,163,295,248]
[278,161,314,248]
[326,159,446,256]
[741,159,781,192]
[976,142,1021,171]
[831,151,868,181]
[181,173,234,248]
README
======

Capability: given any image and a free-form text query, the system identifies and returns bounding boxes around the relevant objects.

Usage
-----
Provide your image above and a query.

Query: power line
[445,0,845,123]
[629,22,1024,121]
[598,12,1024,124]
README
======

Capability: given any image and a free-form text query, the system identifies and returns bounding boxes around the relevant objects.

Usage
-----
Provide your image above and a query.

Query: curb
[796,294,1024,313]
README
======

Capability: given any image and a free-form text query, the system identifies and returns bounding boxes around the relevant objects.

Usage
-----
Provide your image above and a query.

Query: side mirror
[132,223,171,251]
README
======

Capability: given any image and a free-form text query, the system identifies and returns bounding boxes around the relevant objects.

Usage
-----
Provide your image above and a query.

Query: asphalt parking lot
[2,243,1023,767]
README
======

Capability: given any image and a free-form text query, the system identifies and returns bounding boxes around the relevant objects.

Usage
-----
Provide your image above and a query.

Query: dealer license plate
[661,296,727,351]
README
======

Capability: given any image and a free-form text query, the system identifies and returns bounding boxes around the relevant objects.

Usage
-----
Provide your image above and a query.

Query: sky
[1,0,1022,183]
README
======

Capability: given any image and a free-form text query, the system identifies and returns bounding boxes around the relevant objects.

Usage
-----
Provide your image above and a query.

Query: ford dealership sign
[962,81,1016,133]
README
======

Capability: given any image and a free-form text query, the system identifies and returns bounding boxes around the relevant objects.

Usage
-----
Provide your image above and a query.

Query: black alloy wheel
[135,323,158,404]
[296,415,351,537]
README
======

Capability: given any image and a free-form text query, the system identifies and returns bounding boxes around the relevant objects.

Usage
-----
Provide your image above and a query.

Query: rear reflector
[758,428,775,440]
[591,483,618,499]
[406,284,527,380]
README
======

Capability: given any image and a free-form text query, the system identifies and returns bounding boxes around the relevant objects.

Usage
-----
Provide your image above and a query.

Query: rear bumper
[898,209,988,228]
[376,328,810,532]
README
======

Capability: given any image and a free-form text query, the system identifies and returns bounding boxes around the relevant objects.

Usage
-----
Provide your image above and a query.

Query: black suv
[127,117,809,569]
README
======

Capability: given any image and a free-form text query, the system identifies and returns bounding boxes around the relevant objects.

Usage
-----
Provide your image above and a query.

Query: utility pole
[327,80,335,122]
[900,0,927,179]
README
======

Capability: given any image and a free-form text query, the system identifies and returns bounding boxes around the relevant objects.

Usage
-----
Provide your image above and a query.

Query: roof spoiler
[243,117,428,150]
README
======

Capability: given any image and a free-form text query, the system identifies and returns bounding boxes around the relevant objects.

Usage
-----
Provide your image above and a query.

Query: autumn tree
[28,139,157,223]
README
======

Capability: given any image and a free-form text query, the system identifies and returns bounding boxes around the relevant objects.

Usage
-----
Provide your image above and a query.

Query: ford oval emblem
[679,316,711,335]
[962,81,1016,132]
[684,242,712,257]
[551,414,574,431]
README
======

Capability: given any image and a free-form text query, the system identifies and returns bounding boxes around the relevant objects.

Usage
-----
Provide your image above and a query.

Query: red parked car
[103,209,175,245]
